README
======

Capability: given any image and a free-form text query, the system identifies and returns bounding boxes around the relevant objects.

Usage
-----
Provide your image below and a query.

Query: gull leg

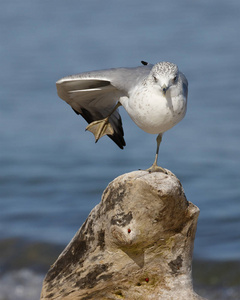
[146,134,166,173]
[85,102,121,143]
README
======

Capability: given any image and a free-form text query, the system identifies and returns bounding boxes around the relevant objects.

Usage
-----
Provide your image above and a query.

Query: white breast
[120,85,187,135]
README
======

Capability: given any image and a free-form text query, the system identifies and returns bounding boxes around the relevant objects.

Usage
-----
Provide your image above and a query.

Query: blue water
[0,1,240,299]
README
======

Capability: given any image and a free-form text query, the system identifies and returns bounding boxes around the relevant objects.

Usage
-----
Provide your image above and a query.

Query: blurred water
[0,1,240,299]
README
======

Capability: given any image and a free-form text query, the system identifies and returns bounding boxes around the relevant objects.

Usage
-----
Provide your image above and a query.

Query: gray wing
[56,65,152,149]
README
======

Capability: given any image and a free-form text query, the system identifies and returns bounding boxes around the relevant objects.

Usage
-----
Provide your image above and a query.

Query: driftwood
[41,170,207,300]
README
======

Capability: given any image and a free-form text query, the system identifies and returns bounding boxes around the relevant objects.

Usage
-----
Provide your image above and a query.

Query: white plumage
[56,61,188,172]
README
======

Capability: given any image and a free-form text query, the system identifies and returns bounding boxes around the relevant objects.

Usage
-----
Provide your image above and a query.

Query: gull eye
[153,75,158,82]
[173,75,177,83]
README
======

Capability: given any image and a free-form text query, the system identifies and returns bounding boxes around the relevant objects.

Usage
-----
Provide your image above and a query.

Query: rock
[40,170,207,300]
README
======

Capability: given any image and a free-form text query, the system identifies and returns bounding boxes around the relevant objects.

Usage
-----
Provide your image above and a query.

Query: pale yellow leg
[85,102,121,143]
[146,134,166,173]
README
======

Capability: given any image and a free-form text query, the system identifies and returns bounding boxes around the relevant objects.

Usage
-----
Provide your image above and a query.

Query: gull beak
[161,84,168,95]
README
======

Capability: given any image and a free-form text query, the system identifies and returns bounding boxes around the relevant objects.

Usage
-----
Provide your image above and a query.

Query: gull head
[150,62,179,95]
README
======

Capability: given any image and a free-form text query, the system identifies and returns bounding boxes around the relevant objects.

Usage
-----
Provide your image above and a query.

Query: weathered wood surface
[41,170,207,300]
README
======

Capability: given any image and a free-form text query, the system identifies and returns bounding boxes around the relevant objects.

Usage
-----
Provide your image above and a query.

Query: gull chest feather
[121,87,186,135]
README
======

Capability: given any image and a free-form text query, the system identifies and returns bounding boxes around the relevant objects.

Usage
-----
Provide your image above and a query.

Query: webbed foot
[86,117,114,142]
[145,164,167,174]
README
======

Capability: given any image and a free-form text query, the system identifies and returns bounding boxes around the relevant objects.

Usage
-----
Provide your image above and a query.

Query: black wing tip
[72,107,126,149]
[72,108,80,115]
[141,60,149,65]
[108,134,126,149]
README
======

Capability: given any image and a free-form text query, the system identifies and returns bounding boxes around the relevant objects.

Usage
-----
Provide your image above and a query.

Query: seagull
[56,61,188,173]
